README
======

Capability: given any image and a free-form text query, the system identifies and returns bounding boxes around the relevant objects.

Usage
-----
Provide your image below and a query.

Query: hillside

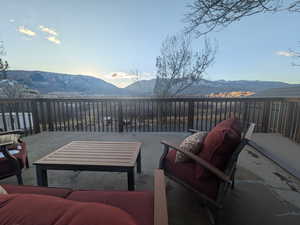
[125,79,156,96]
[125,79,296,96]
[5,70,299,97]
[7,70,129,96]
[207,91,255,98]
[254,86,300,97]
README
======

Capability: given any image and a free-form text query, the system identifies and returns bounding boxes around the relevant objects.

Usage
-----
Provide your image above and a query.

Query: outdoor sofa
[0,169,168,225]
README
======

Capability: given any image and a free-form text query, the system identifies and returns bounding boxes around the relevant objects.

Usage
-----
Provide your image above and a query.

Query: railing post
[187,101,195,130]
[285,101,296,138]
[118,101,123,132]
[31,99,41,134]
[242,101,249,130]
[46,100,54,131]
[262,100,271,133]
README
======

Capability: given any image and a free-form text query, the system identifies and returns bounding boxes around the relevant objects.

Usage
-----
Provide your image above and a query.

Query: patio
[1,131,300,225]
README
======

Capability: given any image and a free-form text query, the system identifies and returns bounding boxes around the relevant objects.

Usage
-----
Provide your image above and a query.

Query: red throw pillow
[195,118,242,179]
[213,118,242,134]
[0,194,137,225]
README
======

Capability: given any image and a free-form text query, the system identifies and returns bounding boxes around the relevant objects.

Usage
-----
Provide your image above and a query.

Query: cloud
[18,26,36,36]
[101,72,155,88]
[109,72,137,80]
[39,25,58,36]
[9,19,15,23]
[46,36,61,44]
[276,51,298,57]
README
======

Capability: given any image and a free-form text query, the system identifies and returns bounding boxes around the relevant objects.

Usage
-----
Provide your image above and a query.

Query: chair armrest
[160,141,231,184]
[0,130,24,136]
[0,145,18,161]
[188,129,200,134]
[244,123,255,140]
[154,169,168,225]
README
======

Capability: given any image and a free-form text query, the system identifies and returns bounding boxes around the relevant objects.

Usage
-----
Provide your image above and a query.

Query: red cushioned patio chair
[0,130,29,185]
[159,120,255,225]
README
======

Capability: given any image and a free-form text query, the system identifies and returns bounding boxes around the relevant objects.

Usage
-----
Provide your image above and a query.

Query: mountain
[207,91,255,98]
[5,70,299,97]
[6,70,129,96]
[124,79,297,96]
[254,86,300,97]
[125,79,156,96]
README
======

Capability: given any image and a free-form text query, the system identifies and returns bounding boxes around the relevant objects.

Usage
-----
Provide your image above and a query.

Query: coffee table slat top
[34,141,142,167]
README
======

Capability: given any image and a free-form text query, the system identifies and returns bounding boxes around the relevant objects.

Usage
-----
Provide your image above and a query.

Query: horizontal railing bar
[0,97,299,102]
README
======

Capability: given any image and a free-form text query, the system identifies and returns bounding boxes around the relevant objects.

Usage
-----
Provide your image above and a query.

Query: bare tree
[185,0,300,36]
[0,81,39,98]
[290,42,300,66]
[1,82,24,98]
[154,34,216,97]
[0,41,39,98]
[0,41,8,80]
[129,69,142,86]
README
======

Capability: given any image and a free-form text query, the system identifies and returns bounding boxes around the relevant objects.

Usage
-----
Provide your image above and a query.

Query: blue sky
[1,0,299,87]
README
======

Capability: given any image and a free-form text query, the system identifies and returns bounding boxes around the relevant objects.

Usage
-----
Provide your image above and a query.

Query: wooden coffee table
[33,141,142,191]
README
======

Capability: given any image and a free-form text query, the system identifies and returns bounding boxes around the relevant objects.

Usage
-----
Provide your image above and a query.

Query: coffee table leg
[36,166,48,187]
[127,168,135,191]
[137,150,142,174]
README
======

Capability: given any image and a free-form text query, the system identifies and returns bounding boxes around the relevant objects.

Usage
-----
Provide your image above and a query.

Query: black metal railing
[0,97,299,143]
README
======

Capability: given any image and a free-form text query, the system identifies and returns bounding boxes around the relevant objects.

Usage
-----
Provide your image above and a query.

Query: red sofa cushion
[196,118,242,178]
[67,190,154,225]
[2,184,72,198]
[164,149,219,200]
[0,194,137,225]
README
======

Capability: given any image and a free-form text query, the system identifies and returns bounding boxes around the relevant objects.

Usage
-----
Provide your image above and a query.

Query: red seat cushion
[0,194,137,225]
[196,118,242,178]
[67,190,154,225]
[164,149,219,200]
[2,184,72,198]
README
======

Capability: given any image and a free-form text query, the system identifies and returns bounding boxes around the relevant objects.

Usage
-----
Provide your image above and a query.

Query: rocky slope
[124,79,296,96]
[6,70,129,96]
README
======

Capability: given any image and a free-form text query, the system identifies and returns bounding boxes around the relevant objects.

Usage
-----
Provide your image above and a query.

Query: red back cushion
[196,118,242,179]
[0,194,137,225]
[215,118,242,134]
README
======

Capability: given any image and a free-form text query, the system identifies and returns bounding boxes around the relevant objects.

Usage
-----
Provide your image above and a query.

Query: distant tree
[129,69,142,86]
[0,80,39,98]
[185,0,300,36]
[290,42,300,66]
[1,82,24,98]
[154,34,216,97]
[0,41,39,98]
[0,41,8,80]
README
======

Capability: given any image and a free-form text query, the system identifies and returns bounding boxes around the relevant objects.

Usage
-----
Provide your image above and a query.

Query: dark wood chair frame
[159,123,256,225]
[0,129,29,185]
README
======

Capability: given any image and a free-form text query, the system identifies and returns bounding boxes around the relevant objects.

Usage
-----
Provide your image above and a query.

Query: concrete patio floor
[1,132,300,225]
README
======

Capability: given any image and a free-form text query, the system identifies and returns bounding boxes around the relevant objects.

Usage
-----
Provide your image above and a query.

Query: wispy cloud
[101,72,155,88]
[9,19,15,23]
[18,26,36,36]
[110,72,137,79]
[276,51,298,57]
[46,36,61,44]
[39,25,58,36]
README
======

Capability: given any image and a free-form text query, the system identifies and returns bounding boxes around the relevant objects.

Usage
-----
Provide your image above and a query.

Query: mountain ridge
[124,78,298,96]
[7,70,129,96]
[5,70,300,97]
